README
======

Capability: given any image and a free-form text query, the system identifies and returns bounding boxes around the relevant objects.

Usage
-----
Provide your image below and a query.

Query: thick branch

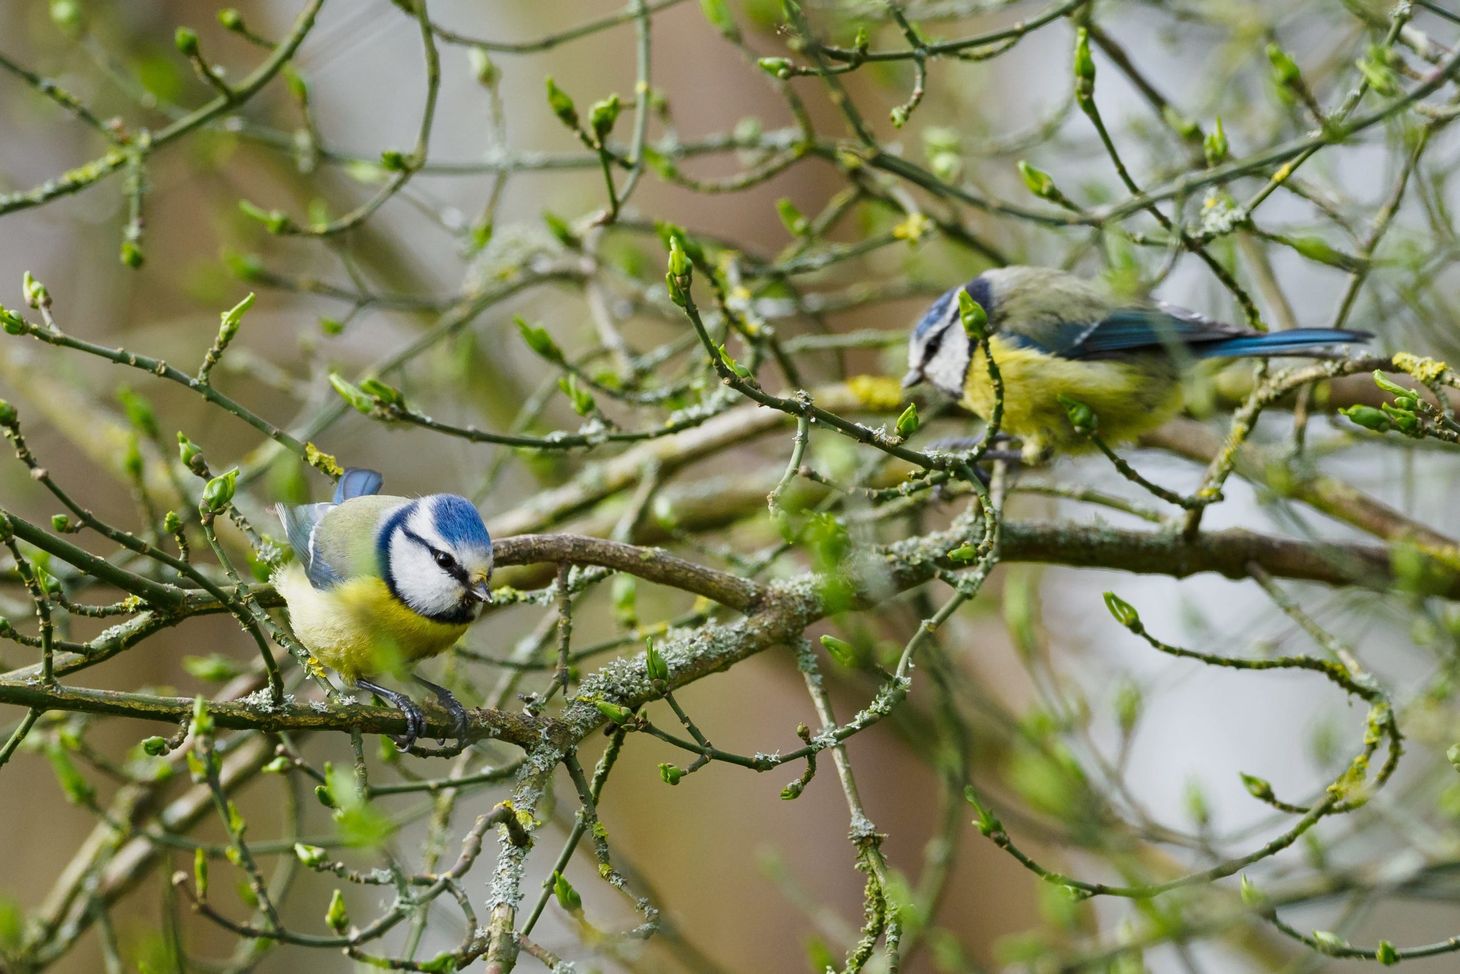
[493,534,762,611]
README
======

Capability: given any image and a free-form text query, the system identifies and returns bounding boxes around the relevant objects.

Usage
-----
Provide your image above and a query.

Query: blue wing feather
[1018,307,1368,361]
[276,502,345,589]
[334,468,383,503]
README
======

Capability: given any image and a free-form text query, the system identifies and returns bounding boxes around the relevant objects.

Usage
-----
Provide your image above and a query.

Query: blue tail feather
[333,467,384,503]
[1195,328,1371,359]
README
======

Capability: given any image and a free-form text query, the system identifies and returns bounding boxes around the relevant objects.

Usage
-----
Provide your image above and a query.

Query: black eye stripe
[400,528,470,583]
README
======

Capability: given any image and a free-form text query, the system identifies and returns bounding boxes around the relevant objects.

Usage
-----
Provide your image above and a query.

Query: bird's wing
[275,495,405,590]
[313,496,409,585]
[1023,304,1247,361]
[334,467,384,503]
[275,502,344,589]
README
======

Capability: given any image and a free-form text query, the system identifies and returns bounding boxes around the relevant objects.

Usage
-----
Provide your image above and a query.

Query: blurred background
[3,0,1460,971]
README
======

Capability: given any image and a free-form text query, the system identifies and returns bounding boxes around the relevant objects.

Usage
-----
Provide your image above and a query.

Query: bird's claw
[357,678,427,751]
[414,676,471,746]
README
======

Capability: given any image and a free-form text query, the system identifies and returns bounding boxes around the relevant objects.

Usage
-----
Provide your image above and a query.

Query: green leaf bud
[958,290,987,340]
[418,952,459,973]
[200,468,239,514]
[21,271,49,309]
[314,783,335,808]
[819,633,856,667]
[658,762,684,785]
[0,307,26,335]
[48,746,94,806]
[194,847,209,898]
[963,785,1002,836]
[757,57,793,79]
[294,843,328,867]
[328,373,376,416]
[119,240,144,268]
[1341,404,1391,433]
[1266,42,1302,88]
[1356,46,1399,96]
[594,699,633,725]
[237,199,292,234]
[1059,395,1098,434]
[515,317,564,363]
[541,210,579,248]
[612,574,638,628]
[1372,370,1413,396]
[1115,681,1142,735]
[589,93,621,143]
[1203,117,1228,166]
[122,435,143,481]
[183,654,240,682]
[218,291,254,337]
[379,149,409,172]
[325,889,349,933]
[558,375,595,416]
[1073,27,1095,102]
[189,695,214,740]
[1447,742,1460,771]
[775,198,809,237]
[544,76,579,128]
[174,27,200,57]
[0,400,16,426]
[1102,591,1140,629]
[1312,930,1347,953]
[218,9,244,30]
[1376,940,1399,965]
[947,544,978,562]
[894,401,919,439]
[1379,402,1421,436]
[699,0,739,39]
[50,514,70,533]
[667,236,692,277]
[1239,873,1267,907]
[716,344,752,379]
[177,431,205,471]
[262,756,291,773]
[645,638,669,682]
[468,47,497,86]
[552,871,582,912]
[163,510,182,533]
[142,735,169,756]
[358,377,404,408]
[1017,160,1057,200]
[1240,772,1274,801]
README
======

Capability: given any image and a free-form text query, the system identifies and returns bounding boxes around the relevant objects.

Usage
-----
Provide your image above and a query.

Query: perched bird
[274,468,493,749]
[902,266,1371,461]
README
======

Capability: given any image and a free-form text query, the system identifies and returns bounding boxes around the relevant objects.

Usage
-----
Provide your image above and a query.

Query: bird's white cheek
[389,542,463,617]
[924,341,970,397]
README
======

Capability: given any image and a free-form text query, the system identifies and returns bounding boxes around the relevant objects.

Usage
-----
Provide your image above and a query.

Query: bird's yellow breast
[274,564,468,682]
[963,337,1183,460]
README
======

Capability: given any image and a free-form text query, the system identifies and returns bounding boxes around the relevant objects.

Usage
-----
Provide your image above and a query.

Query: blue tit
[902,266,1371,462]
[274,467,493,749]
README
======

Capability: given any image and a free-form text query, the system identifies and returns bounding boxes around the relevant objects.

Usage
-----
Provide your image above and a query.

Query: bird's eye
[925,331,943,357]
[432,550,456,571]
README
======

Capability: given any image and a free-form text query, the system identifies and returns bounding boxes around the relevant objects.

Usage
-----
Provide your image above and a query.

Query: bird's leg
[357,678,425,751]
[413,675,471,746]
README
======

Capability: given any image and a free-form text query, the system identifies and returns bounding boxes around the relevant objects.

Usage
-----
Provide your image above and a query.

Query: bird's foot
[414,675,471,746]
[357,678,426,751]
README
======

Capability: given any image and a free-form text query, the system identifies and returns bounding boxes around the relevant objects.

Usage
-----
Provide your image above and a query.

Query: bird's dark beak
[900,369,924,390]
[467,575,492,604]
